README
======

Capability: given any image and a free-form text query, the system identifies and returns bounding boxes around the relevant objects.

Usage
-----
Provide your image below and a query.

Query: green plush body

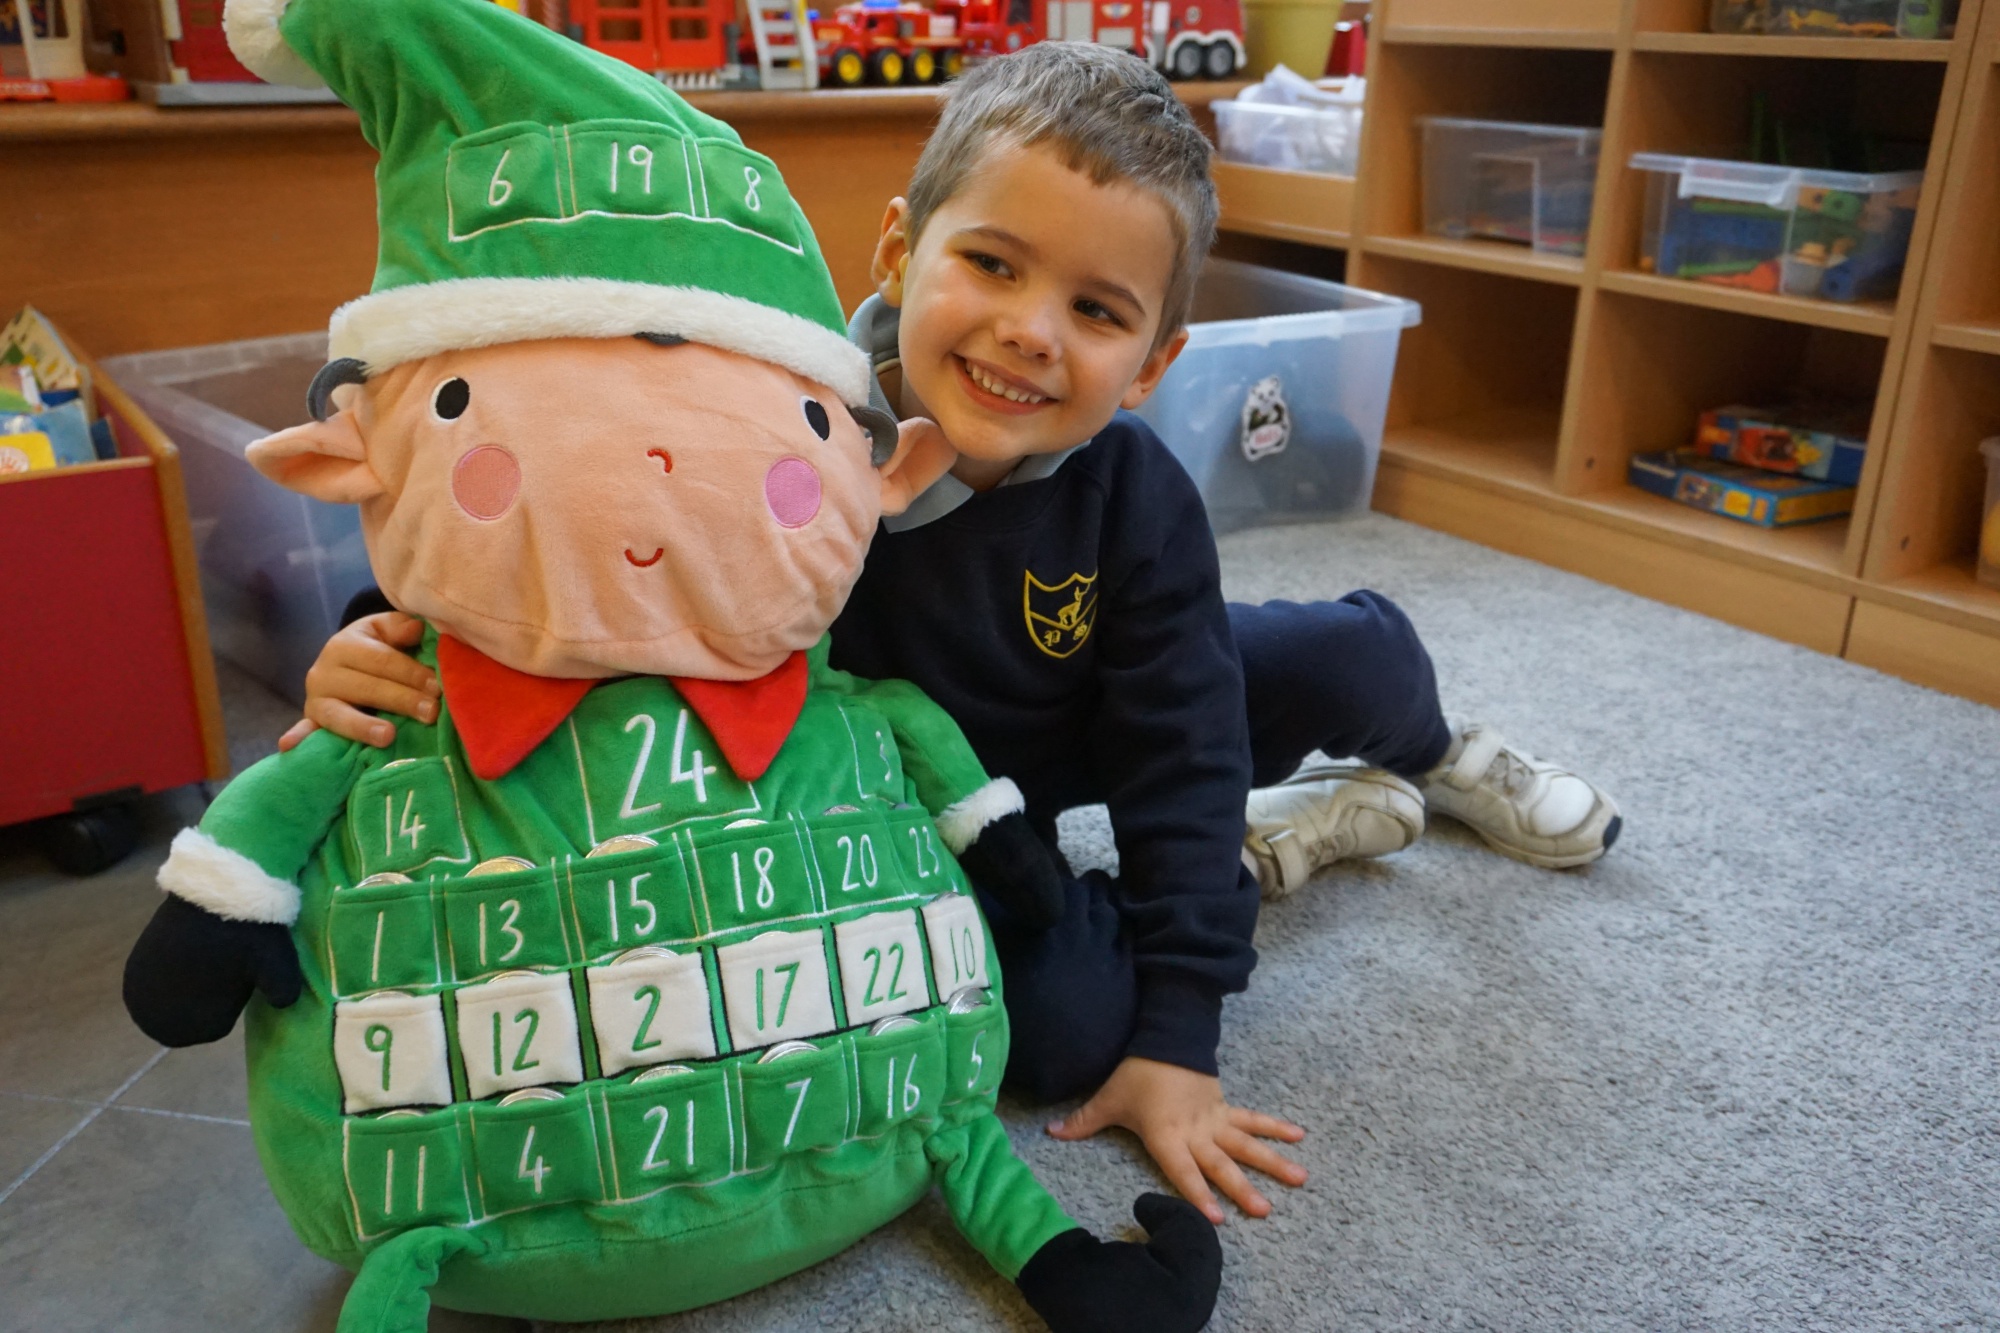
[200,634,1072,1328]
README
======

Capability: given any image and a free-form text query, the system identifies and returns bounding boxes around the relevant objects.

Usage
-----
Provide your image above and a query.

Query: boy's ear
[245,413,386,503]
[870,197,914,307]
[1119,327,1191,411]
[876,416,955,516]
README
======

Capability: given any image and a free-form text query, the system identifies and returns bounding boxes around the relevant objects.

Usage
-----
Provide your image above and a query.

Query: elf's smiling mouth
[624,547,664,567]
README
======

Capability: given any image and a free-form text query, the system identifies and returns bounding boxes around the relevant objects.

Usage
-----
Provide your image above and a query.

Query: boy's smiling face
[872,140,1190,488]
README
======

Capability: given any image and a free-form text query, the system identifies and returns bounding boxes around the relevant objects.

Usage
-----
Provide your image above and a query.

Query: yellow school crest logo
[1024,569,1099,659]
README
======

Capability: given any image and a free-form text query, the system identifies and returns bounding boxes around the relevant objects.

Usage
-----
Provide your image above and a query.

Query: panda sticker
[1239,375,1290,462]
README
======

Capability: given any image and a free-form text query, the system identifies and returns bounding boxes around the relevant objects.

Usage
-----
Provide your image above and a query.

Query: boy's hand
[1048,1056,1307,1224]
[276,611,439,752]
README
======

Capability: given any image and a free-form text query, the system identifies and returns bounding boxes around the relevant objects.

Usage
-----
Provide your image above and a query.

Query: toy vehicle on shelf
[814,0,967,86]
[569,0,741,85]
[954,0,1244,80]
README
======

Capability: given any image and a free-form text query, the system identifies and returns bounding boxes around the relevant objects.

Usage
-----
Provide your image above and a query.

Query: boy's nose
[994,298,1059,361]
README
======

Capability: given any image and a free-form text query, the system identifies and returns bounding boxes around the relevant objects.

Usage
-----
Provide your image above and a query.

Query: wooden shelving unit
[1215,0,2000,704]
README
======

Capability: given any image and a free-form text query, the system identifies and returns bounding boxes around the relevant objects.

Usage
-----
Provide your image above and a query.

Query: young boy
[291,42,1619,1227]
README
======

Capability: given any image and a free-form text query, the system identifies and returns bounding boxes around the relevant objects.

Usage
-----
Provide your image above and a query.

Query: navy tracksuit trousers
[997,591,1451,1102]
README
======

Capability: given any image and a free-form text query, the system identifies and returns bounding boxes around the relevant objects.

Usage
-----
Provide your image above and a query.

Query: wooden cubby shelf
[1215,0,2000,705]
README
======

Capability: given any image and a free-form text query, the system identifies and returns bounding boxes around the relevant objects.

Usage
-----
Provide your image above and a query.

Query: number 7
[782,1077,813,1148]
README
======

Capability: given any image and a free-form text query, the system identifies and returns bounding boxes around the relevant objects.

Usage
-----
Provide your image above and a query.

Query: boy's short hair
[906,43,1218,346]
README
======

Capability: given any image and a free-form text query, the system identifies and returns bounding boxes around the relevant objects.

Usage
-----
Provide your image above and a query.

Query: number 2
[631,984,664,1053]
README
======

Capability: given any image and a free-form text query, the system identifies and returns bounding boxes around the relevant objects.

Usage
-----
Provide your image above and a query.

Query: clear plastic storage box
[1136,258,1420,536]
[1980,437,2000,591]
[1709,0,1958,37]
[1420,117,1602,256]
[1215,96,1364,177]
[103,334,371,705]
[1632,153,1924,303]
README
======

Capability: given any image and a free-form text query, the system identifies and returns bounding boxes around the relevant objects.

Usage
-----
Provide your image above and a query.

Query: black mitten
[1016,1194,1222,1333]
[123,894,304,1047]
[954,811,1066,932]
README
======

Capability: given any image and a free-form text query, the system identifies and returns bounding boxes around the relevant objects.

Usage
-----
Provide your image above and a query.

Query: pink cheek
[765,457,822,529]
[452,445,521,521]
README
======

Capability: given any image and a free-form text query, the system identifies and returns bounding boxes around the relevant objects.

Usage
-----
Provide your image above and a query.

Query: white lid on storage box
[1420,117,1602,154]
[1177,258,1421,350]
[1629,152,1923,210]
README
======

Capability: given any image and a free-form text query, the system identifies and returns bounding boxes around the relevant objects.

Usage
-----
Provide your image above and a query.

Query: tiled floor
[0,670,526,1332]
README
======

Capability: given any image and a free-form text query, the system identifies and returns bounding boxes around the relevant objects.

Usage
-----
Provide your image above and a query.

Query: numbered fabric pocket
[467,1088,605,1215]
[922,892,990,997]
[348,758,471,878]
[572,686,760,840]
[944,995,1007,1105]
[836,701,907,804]
[715,928,837,1051]
[585,947,718,1076]
[739,1042,850,1169]
[565,841,700,963]
[334,991,454,1114]
[326,878,441,999]
[832,910,931,1026]
[693,823,817,935]
[441,863,572,982]
[344,1107,473,1238]
[854,1017,945,1137]
[807,811,910,908]
[886,809,966,897]
[601,1065,734,1198]
[453,971,586,1101]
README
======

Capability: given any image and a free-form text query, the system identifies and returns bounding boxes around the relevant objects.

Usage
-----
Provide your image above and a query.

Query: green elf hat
[222,0,869,404]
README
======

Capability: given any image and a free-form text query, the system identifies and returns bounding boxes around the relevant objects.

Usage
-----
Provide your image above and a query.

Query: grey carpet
[59,513,1996,1331]
[583,513,2000,1333]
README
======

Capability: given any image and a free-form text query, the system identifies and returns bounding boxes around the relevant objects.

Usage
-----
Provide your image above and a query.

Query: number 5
[966,1031,983,1090]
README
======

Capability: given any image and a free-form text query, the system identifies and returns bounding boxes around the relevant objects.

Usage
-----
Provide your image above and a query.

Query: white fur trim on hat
[328,278,875,406]
[934,777,1026,855]
[223,0,327,88]
[158,828,302,926]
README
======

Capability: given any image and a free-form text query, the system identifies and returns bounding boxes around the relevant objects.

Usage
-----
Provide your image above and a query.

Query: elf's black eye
[801,396,831,440]
[433,378,470,420]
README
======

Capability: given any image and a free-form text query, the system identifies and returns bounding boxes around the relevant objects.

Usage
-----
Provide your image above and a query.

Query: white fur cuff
[158,828,302,926]
[935,777,1025,855]
[223,0,327,89]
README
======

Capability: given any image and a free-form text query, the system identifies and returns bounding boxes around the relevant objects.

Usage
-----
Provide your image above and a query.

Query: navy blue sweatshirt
[829,411,1260,1075]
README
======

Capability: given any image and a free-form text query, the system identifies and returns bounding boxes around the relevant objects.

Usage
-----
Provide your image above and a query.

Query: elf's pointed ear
[246,413,385,503]
[876,416,955,516]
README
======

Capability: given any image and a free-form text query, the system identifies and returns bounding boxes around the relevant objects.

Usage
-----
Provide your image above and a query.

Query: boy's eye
[800,396,831,440]
[1074,299,1122,326]
[433,377,471,420]
[967,252,1010,277]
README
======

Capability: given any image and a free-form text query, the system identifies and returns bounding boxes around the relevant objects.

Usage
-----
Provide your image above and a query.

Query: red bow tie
[436,635,808,783]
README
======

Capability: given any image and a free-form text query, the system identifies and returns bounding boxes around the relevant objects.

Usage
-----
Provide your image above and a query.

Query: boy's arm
[831,668,1067,928]
[1085,434,1261,1078]
[125,729,367,1046]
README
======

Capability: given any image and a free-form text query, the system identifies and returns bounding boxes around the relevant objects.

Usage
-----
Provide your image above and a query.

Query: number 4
[516,1125,550,1195]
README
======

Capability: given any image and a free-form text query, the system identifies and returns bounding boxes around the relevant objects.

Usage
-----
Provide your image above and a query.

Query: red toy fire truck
[960,0,1243,80]
[569,0,739,84]
[813,0,966,86]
